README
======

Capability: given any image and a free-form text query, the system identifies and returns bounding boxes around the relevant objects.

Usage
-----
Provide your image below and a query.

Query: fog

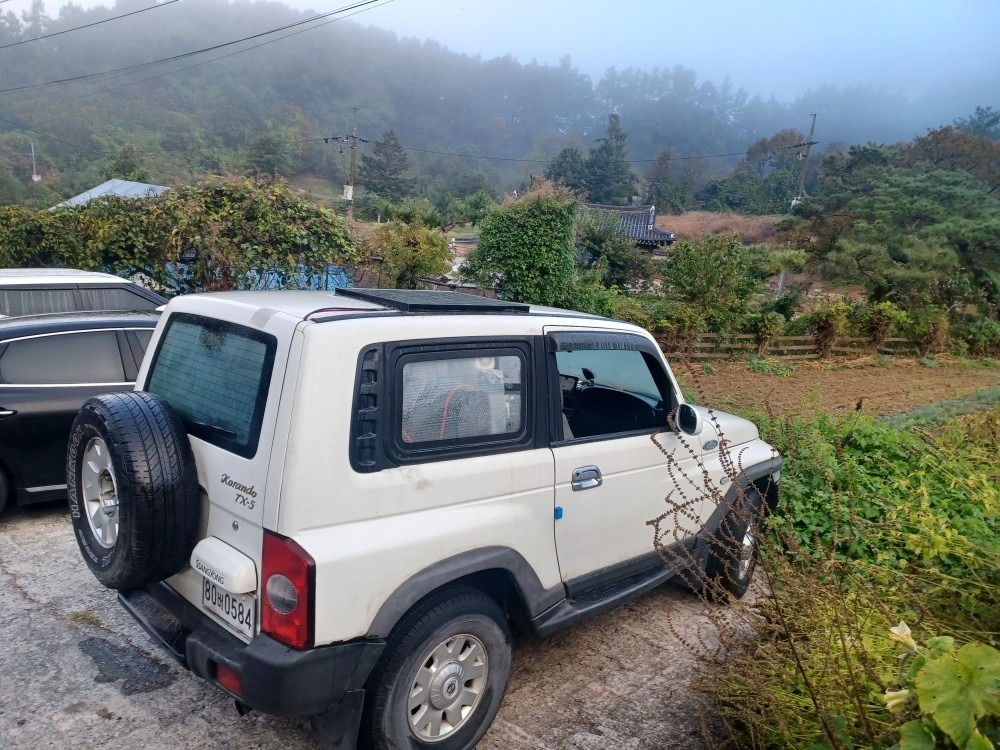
[5,0,998,103]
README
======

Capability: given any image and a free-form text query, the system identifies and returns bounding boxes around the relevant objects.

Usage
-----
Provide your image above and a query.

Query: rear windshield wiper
[188,421,237,440]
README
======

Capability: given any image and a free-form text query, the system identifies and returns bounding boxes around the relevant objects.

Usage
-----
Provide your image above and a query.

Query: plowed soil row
[674,357,1000,417]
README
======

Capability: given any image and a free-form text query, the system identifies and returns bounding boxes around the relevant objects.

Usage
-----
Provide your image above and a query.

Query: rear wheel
[359,587,512,750]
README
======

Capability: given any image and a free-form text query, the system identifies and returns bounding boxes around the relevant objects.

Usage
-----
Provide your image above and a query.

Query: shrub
[905,307,951,358]
[855,301,909,350]
[701,408,1000,750]
[959,318,1000,357]
[744,311,787,354]
[803,301,852,357]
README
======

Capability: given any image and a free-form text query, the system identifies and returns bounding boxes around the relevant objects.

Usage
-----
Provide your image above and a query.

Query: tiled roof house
[581,203,677,252]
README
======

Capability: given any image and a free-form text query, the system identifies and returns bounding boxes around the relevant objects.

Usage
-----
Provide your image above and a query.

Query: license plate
[202,579,255,639]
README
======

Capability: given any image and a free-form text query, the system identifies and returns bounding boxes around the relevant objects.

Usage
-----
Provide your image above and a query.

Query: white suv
[0,268,166,316]
[67,289,780,750]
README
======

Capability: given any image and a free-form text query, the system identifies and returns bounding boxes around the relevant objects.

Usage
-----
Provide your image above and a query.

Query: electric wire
[0,0,380,96]
[10,0,396,107]
[0,1,181,51]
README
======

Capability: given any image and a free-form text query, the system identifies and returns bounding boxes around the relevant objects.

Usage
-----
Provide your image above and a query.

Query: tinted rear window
[81,286,160,311]
[0,288,78,316]
[146,313,275,458]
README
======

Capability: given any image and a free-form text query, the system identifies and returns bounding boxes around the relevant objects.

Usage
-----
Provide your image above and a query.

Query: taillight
[261,530,315,649]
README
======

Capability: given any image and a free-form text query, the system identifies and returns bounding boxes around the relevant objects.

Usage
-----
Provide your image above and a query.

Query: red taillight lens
[215,662,243,698]
[261,530,315,649]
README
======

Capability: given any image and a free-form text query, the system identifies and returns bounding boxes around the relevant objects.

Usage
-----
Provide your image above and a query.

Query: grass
[68,609,103,628]
[881,386,1000,429]
[747,355,793,376]
[658,211,780,245]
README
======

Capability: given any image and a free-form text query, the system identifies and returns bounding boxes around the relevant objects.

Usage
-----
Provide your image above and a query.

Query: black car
[0,310,159,514]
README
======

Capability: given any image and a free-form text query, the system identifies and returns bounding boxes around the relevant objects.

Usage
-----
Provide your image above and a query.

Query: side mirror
[676,403,703,436]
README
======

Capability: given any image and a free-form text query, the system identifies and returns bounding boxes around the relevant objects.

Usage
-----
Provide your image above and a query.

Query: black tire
[704,488,765,600]
[67,392,199,590]
[358,587,512,750]
[0,464,9,517]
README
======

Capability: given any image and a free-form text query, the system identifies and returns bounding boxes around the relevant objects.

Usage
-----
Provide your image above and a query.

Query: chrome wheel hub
[81,437,119,549]
[408,634,488,742]
[738,528,755,579]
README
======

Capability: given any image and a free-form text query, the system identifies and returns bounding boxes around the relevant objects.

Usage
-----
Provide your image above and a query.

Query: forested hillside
[0,0,992,207]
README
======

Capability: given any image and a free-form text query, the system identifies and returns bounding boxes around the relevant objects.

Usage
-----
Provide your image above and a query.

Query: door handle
[571,465,602,491]
[0,409,16,418]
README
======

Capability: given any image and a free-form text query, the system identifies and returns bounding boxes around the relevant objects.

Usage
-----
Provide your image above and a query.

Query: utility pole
[30,142,40,182]
[778,114,818,296]
[323,108,368,220]
[790,113,818,211]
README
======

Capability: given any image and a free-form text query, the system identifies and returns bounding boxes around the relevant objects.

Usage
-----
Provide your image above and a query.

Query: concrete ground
[0,502,718,749]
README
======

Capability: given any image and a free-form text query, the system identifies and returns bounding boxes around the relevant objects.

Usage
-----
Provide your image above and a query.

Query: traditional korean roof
[581,203,677,247]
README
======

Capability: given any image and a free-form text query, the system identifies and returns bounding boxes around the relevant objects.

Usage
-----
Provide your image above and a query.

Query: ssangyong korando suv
[67,289,780,750]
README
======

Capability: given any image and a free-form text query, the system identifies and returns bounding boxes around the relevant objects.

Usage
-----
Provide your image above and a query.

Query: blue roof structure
[54,179,169,208]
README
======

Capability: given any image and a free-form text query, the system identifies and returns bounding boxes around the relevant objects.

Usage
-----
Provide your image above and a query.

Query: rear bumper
[119,582,384,717]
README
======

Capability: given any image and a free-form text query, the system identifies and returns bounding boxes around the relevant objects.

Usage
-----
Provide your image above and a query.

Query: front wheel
[359,587,512,750]
[705,488,765,600]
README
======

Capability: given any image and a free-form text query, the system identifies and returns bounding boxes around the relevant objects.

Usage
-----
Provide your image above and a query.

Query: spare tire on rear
[67,392,199,590]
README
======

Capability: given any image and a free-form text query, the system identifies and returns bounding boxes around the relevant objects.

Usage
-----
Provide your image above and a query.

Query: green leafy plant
[885,624,1000,750]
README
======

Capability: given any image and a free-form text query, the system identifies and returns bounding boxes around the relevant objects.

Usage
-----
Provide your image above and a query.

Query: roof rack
[334,288,529,314]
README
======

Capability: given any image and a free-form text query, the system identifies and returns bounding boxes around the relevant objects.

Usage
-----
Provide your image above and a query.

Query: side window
[555,345,671,441]
[0,331,126,384]
[0,288,79,316]
[81,287,160,312]
[388,345,530,462]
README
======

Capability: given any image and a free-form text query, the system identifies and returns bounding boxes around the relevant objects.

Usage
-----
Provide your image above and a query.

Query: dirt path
[677,357,1000,417]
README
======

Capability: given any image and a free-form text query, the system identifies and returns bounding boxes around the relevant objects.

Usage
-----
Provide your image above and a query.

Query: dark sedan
[0,310,159,514]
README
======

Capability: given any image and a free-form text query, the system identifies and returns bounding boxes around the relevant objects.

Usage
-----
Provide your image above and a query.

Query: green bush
[744,311,788,354]
[801,301,852,357]
[702,408,1000,750]
[959,318,1000,357]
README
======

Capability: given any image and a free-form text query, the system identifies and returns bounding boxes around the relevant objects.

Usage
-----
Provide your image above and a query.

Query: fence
[660,334,918,360]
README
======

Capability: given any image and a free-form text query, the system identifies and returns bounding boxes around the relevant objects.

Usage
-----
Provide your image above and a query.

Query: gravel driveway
[0,502,716,749]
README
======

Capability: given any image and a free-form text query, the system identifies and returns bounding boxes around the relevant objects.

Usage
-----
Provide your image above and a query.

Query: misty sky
[5,0,999,101]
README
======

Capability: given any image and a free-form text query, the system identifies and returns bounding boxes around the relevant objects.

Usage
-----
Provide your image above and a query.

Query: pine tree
[359,130,416,202]
[584,114,635,205]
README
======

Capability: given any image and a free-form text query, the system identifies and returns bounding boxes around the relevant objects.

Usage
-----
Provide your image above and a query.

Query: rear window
[0,288,78,316]
[81,286,161,311]
[146,313,276,458]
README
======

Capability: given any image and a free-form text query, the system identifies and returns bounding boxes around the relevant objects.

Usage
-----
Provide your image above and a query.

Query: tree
[584,114,636,205]
[246,130,297,179]
[104,144,151,183]
[658,235,765,331]
[544,147,587,192]
[741,129,805,178]
[644,151,691,214]
[359,130,416,202]
[365,219,451,289]
[460,184,577,305]
[574,212,652,290]
[954,106,1000,141]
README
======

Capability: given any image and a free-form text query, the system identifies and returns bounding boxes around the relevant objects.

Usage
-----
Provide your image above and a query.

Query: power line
[0,0,381,96]
[0,1,181,51]
[8,0,396,106]
[0,112,102,153]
